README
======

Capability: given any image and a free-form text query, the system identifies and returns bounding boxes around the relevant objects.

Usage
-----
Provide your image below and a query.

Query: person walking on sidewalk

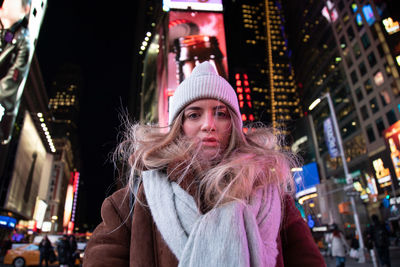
[331,226,350,267]
[368,214,391,267]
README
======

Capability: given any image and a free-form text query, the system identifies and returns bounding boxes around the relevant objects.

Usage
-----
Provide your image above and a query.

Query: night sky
[36,1,138,230]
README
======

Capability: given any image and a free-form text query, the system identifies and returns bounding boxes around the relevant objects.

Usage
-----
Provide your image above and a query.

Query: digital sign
[158,10,228,126]
[293,162,320,199]
[163,0,223,12]
[0,216,17,229]
[383,120,400,182]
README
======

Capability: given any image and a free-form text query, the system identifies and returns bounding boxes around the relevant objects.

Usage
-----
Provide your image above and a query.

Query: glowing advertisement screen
[383,120,400,182]
[293,162,320,198]
[159,11,228,126]
[5,112,47,218]
[163,0,223,11]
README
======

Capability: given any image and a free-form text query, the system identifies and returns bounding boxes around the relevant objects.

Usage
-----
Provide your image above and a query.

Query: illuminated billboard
[163,0,223,12]
[157,11,228,126]
[5,111,47,218]
[0,0,48,144]
[383,120,400,182]
[293,162,320,199]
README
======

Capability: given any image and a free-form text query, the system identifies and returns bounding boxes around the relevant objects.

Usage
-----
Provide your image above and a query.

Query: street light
[309,92,366,263]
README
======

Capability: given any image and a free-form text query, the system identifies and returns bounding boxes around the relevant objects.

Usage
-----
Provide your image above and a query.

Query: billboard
[383,120,400,182]
[293,162,321,198]
[0,0,48,144]
[158,10,228,126]
[5,111,47,218]
[323,117,340,158]
[163,0,223,12]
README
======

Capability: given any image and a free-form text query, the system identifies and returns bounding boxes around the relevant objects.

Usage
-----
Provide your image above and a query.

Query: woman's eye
[216,111,228,118]
[187,113,199,119]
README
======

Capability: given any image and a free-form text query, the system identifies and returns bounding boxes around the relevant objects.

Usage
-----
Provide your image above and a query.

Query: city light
[308,98,321,111]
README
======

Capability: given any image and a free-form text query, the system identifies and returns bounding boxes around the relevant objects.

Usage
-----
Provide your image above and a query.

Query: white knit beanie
[168,61,242,128]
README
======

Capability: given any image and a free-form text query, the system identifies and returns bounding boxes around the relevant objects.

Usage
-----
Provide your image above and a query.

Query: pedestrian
[57,235,71,267]
[38,235,52,267]
[330,226,350,267]
[68,235,77,267]
[368,214,391,267]
[83,61,325,266]
[349,231,359,261]
[0,0,31,144]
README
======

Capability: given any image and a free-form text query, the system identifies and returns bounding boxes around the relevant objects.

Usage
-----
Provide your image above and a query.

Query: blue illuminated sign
[293,162,320,193]
[363,5,375,26]
[324,117,340,158]
[0,216,17,229]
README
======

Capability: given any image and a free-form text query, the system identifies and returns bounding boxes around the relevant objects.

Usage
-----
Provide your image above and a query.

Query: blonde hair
[115,108,296,210]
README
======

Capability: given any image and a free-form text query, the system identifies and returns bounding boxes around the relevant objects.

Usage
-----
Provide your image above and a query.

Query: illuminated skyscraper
[224,0,302,140]
[48,64,82,167]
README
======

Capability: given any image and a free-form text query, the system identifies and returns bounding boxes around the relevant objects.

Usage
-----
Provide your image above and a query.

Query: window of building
[341,119,359,139]
[351,70,358,84]
[364,79,373,94]
[370,24,378,39]
[366,124,376,143]
[353,42,361,59]
[338,102,354,120]
[361,33,370,49]
[391,81,400,97]
[379,90,391,106]
[384,63,392,77]
[344,134,367,161]
[347,25,355,41]
[375,117,385,136]
[338,0,345,11]
[370,98,379,113]
[361,105,369,120]
[355,14,363,30]
[367,52,377,68]
[343,13,350,24]
[386,109,397,125]
[359,61,367,76]
[355,87,364,101]
[343,47,353,67]
[340,36,347,49]
[336,22,343,34]
[374,71,384,86]
[377,44,384,58]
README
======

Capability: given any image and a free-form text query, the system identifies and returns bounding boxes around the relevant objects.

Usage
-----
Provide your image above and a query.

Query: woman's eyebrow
[184,106,202,112]
[214,105,227,110]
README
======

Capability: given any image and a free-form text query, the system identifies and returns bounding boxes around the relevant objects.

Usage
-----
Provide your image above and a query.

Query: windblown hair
[115,108,297,210]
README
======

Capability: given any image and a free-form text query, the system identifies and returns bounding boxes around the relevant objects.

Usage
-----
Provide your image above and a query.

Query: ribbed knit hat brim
[168,61,242,128]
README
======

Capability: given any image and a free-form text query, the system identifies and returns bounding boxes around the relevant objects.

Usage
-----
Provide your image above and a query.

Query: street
[0,247,399,267]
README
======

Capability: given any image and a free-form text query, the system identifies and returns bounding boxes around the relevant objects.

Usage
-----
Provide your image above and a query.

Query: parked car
[3,243,81,267]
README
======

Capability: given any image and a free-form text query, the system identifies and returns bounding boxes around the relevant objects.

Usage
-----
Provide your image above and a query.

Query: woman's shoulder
[100,186,132,218]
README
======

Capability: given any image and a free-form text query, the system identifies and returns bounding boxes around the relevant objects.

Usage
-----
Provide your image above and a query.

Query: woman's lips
[201,137,218,146]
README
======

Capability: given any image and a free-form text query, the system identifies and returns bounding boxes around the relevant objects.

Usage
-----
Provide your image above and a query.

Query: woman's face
[0,0,28,27]
[182,99,232,159]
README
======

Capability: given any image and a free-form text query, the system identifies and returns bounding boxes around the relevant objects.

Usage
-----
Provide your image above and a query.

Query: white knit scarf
[142,170,281,267]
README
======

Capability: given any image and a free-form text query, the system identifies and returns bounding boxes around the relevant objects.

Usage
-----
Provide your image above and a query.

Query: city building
[224,0,302,143]
[284,0,400,233]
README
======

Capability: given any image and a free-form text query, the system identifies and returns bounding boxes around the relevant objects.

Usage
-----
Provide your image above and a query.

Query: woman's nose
[201,112,216,131]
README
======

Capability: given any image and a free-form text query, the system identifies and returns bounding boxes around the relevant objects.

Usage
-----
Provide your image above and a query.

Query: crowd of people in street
[38,234,78,267]
[322,214,394,267]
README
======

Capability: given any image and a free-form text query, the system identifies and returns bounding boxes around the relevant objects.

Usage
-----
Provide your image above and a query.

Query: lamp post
[309,92,366,263]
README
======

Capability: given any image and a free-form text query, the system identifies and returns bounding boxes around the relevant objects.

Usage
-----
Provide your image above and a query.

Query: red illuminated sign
[383,120,400,181]
[158,11,228,127]
[235,73,254,122]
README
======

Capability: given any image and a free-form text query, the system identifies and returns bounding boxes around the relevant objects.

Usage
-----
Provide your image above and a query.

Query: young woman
[83,62,325,266]
[331,226,350,267]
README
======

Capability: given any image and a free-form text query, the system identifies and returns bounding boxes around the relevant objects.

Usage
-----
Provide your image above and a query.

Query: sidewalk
[324,246,400,267]
[324,256,374,267]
